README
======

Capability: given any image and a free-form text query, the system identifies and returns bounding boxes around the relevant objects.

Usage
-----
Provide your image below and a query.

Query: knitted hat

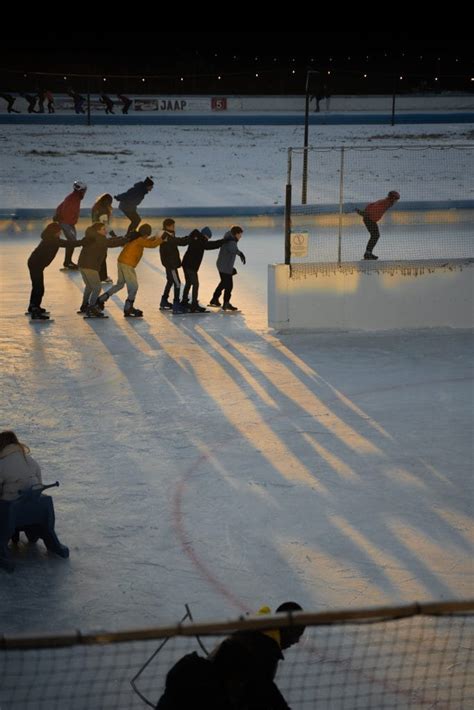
[201,226,212,238]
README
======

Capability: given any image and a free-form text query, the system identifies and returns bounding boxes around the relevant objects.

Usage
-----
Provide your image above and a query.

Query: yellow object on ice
[257,605,281,646]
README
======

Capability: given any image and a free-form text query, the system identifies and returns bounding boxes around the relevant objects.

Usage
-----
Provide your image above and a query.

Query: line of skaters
[26,179,246,321]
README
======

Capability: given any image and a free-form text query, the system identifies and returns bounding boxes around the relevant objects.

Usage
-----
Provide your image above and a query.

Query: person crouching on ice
[97,223,162,318]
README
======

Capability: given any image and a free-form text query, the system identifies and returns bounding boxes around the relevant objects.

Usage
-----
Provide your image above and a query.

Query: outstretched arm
[106,236,130,248]
[204,239,225,250]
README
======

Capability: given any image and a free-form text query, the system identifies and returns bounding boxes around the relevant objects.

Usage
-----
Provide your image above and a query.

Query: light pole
[302,69,319,204]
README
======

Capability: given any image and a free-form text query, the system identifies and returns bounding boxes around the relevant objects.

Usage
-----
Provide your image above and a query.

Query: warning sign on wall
[291,232,309,258]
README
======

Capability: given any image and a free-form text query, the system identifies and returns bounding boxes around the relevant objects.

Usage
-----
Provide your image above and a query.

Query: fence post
[302,70,319,204]
[87,73,91,127]
[391,74,397,126]
[337,147,345,264]
[285,148,292,265]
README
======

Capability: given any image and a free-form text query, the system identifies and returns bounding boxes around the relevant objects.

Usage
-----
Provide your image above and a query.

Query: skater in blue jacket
[114,177,154,235]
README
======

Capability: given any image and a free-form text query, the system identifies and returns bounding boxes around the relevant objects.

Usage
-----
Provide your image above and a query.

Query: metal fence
[1,600,473,709]
[285,144,474,265]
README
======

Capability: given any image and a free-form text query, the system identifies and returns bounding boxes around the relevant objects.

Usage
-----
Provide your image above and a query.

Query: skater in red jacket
[54,180,87,269]
[356,190,400,260]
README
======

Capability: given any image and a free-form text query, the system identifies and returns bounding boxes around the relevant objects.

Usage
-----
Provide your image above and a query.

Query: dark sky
[0,32,470,72]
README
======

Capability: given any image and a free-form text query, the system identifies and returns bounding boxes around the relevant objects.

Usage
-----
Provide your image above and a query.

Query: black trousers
[99,256,108,281]
[363,217,380,254]
[120,206,141,235]
[28,263,45,308]
[162,268,181,302]
[182,268,199,304]
[212,272,233,303]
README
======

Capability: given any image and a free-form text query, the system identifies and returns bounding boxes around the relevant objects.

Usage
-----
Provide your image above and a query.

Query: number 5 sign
[211,98,227,111]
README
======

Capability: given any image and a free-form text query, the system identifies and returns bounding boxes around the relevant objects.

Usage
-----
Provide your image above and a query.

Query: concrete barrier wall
[268,259,474,331]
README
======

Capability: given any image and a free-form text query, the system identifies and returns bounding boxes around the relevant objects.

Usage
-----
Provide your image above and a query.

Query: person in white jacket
[0,431,42,501]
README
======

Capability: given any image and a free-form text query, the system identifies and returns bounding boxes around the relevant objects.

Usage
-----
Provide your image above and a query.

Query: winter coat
[182,230,225,271]
[363,197,395,223]
[78,225,129,271]
[117,235,162,268]
[91,205,111,225]
[28,231,75,270]
[54,191,83,226]
[159,230,190,270]
[156,652,234,710]
[114,182,148,210]
[213,630,290,710]
[0,444,42,501]
[216,231,244,275]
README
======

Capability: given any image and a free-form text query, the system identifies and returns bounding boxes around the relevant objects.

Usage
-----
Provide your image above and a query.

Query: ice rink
[0,228,472,636]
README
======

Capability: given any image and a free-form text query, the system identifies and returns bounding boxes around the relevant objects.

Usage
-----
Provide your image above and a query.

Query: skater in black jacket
[156,602,305,710]
[158,218,190,314]
[114,177,154,235]
[181,227,224,312]
[27,222,84,319]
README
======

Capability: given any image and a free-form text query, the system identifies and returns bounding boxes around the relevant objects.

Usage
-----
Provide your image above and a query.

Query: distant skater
[356,190,400,259]
[67,89,86,114]
[0,92,20,113]
[117,94,132,114]
[20,92,38,113]
[45,90,55,113]
[100,93,115,114]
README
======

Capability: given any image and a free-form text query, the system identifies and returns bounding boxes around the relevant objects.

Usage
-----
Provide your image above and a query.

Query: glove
[239,252,246,265]
[109,229,117,238]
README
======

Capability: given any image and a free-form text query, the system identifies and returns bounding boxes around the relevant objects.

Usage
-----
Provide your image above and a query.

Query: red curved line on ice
[173,454,250,614]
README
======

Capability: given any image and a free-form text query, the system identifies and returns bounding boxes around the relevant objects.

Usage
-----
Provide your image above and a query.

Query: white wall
[5,94,473,115]
[268,259,474,331]
[235,95,474,113]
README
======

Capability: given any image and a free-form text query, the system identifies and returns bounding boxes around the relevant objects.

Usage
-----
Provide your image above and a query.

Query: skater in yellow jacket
[97,223,161,317]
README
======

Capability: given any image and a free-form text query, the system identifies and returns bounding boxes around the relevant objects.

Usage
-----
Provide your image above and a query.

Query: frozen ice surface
[0,230,472,634]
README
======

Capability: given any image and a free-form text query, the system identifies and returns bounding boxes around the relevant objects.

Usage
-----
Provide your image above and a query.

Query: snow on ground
[0,123,472,208]
[0,121,473,637]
